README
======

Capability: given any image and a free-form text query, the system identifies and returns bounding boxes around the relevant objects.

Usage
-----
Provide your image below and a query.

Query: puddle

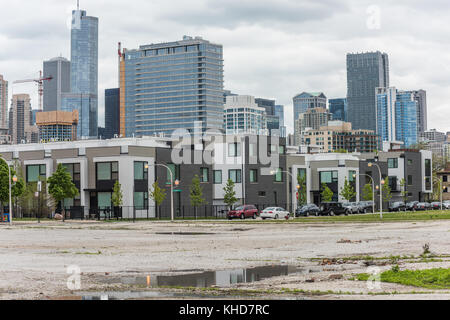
[103,265,308,288]
[155,232,216,235]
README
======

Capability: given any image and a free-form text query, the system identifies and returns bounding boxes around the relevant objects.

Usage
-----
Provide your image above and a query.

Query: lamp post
[145,163,179,222]
[270,169,299,214]
[368,162,384,219]
[354,173,375,214]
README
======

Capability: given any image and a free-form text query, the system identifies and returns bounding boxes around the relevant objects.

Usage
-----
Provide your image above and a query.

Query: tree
[111,180,123,207]
[362,183,373,201]
[149,180,166,218]
[321,183,333,203]
[297,173,307,206]
[0,158,24,220]
[340,177,356,202]
[47,163,79,220]
[223,179,238,210]
[190,174,206,218]
[382,183,392,206]
[399,178,408,209]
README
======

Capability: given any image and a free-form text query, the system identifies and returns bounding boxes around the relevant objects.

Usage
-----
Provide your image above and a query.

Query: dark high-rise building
[255,98,285,137]
[347,52,389,131]
[103,88,120,139]
[329,98,347,122]
[43,57,71,111]
[412,90,427,134]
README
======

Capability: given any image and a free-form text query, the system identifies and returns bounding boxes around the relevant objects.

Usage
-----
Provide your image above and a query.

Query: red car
[227,205,259,220]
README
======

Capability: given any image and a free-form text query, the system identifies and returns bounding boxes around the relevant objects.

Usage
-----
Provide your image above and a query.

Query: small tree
[111,181,123,207]
[362,183,373,201]
[399,178,408,210]
[0,159,25,220]
[223,179,238,210]
[321,183,334,203]
[297,173,307,206]
[340,177,356,202]
[382,182,392,209]
[149,180,166,218]
[47,164,79,220]
[190,175,206,218]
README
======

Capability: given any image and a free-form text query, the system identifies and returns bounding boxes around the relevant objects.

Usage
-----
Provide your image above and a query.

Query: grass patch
[356,268,450,289]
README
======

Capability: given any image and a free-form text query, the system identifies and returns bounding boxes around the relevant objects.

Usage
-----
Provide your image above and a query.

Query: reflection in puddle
[103,265,308,289]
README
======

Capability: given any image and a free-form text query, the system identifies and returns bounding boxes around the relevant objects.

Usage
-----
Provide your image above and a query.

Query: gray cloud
[0,0,449,133]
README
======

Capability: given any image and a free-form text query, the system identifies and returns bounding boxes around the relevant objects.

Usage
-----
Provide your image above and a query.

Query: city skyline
[1,0,450,134]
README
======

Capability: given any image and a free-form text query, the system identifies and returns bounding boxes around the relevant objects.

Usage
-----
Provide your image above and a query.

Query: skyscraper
[292,92,327,143]
[255,98,284,137]
[329,98,347,122]
[412,90,427,134]
[376,87,419,148]
[295,107,332,145]
[120,36,224,137]
[225,95,267,135]
[347,52,389,131]
[104,88,120,139]
[0,75,7,129]
[43,57,71,112]
[62,6,98,138]
[9,94,38,144]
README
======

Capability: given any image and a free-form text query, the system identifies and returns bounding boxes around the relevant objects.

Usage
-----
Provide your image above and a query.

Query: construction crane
[13,71,53,111]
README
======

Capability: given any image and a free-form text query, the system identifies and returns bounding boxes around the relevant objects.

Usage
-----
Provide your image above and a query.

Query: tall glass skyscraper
[292,92,327,122]
[62,7,98,138]
[347,52,389,131]
[329,98,347,122]
[120,36,224,137]
[376,87,418,147]
[43,57,71,112]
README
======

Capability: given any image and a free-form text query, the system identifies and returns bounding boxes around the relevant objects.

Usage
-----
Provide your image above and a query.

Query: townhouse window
[200,167,209,182]
[443,175,448,182]
[228,143,241,157]
[98,192,112,209]
[258,191,266,197]
[26,164,46,182]
[134,191,148,209]
[97,162,118,181]
[166,163,180,183]
[213,170,222,184]
[274,168,283,182]
[250,169,258,183]
[349,170,356,182]
[62,163,80,182]
[297,168,306,180]
[229,169,242,183]
[279,145,285,155]
[408,175,413,186]
[134,161,148,180]
[388,158,398,168]
[320,171,338,184]
[388,176,397,191]
[408,159,413,165]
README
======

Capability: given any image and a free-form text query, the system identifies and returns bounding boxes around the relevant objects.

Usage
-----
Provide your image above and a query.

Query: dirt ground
[0,219,449,300]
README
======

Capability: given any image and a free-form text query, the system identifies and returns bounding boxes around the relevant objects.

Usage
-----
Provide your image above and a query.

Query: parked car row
[390,200,450,212]
[226,199,450,220]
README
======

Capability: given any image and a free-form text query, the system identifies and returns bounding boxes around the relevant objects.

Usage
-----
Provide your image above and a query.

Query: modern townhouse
[0,135,431,219]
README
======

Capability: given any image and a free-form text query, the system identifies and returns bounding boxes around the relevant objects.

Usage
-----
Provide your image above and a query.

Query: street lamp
[353,173,375,214]
[145,163,179,222]
[368,162,384,219]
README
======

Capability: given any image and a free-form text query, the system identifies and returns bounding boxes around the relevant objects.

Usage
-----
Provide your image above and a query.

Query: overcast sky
[1,0,449,134]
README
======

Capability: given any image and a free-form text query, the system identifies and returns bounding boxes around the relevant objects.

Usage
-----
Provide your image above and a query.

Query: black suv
[319,202,348,216]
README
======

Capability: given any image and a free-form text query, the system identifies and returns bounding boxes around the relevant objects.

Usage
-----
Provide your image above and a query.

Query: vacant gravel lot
[0,219,449,300]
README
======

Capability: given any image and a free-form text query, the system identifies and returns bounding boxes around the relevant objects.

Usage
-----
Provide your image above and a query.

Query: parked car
[227,205,259,220]
[416,202,431,211]
[358,201,374,213]
[443,201,450,209]
[406,201,419,211]
[295,204,320,217]
[431,202,442,210]
[342,202,359,214]
[388,201,406,212]
[319,202,348,216]
[260,207,290,220]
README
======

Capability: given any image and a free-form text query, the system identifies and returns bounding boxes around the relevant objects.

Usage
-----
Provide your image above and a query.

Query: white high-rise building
[224,95,267,135]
